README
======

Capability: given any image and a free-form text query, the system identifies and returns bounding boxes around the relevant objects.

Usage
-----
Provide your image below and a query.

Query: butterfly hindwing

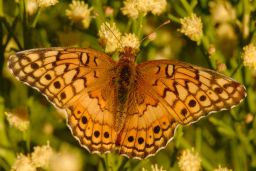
[118,87,178,159]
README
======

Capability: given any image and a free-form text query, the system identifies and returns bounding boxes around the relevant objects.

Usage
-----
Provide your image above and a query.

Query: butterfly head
[120,46,137,62]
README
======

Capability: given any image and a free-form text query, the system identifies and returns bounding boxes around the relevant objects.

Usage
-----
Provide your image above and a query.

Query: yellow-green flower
[11,154,36,171]
[242,44,256,70]
[14,0,38,15]
[122,0,140,19]
[37,0,58,8]
[31,142,54,169]
[98,22,122,53]
[49,149,82,171]
[5,108,29,132]
[179,13,203,43]
[27,0,38,15]
[209,0,235,23]
[150,0,167,15]
[142,164,166,171]
[66,0,93,29]
[178,148,201,171]
[213,165,233,171]
[121,33,140,52]
[122,0,167,19]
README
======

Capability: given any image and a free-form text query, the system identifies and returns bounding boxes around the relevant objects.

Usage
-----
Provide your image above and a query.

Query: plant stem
[92,0,105,29]
[168,14,180,23]
[231,61,243,77]
[242,0,251,39]
[100,155,108,171]
[201,36,214,69]
[31,8,41,28]
[0,0,3,16]
[180,0,192,14]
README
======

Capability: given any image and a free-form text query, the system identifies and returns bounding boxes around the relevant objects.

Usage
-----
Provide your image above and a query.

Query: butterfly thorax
[113,49,137,133]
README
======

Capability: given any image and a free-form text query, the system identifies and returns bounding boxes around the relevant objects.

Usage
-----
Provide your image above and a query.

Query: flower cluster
[15,0,58,15]
[66,0,93,29]
[241,44,256,70]
[11,154,36,171]
[121,33,140,52]
[26,0,38,15]
[213,165,233,171]
[209,0,236,24]
[49,149,82,171]
[98,22,140,53]
[5,108,29,132]
[98,22,122,53]
[31,143,54,168]
[37,0,58,8]
[179,13,203,43]
[178,148,201,171]
[122,0,167,19]
[11,143,54,171]
[142,164,166,171]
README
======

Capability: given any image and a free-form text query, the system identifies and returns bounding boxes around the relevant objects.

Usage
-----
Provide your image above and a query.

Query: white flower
[208,44,216,56]
[151,164,166,171]
[5,109,29,132]
[11,154,36,171]
[14,0,38,15]
[27,0,38,15]
[37,0,58,8]
[213,165,233,171]
[242,44,256,70]
[66,0,93,28]
[31,142,54,169]
[216,62,227,72]
[104,6,114,16]
[178,148,201,171]
[122,0,167,19]
[136,0,153,13]
[179,13,203,43]
[142,164,166,171]
[244,113,254,124]
[49,151,82,171]
[122,0,139,19]
[150,0,167,15]
[121,33,140,51]
[209,0,236,23]
[98,22,122,53]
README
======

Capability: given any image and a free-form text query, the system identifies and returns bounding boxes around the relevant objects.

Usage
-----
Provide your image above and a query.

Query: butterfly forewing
[137,60,246,124]
[8,47,118,153]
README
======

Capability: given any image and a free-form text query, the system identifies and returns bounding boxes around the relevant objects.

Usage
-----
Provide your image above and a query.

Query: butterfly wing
[118,60,246,159]
[8,47,118,153]
[117,86,179,159]
[137,60,246,124]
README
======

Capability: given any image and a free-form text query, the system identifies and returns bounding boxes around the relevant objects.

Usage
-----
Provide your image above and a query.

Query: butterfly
[8,46,246,159]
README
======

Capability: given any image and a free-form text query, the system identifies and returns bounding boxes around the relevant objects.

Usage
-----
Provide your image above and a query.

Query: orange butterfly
[8,46,246,159]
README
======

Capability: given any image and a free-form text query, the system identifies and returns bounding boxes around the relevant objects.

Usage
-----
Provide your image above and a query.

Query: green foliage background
[0,0,256,171]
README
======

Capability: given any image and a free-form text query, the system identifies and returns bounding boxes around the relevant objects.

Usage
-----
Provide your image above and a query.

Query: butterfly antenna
[140,20,171,44]
[93,10,124,50]
[103,22,124,50]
